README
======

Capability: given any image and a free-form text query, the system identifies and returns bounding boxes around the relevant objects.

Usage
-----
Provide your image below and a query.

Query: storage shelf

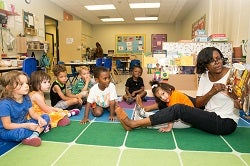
[0,9,19,16]
[27,49,44,51]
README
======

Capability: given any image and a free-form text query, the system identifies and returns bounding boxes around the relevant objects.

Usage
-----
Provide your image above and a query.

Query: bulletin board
[115,34,145,54]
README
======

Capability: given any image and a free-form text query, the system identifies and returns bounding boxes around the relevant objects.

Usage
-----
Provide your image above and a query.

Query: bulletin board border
[115,34,146,54]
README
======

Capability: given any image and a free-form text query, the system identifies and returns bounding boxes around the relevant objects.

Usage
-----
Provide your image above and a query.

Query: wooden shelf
[27,49,44,51]
[27,41,44,51]
[0,9,19,16]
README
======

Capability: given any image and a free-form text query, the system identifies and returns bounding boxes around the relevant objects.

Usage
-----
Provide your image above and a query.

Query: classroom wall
[181,0,209,40]
[1,0,250,63]
[182,0,250,62]
[1,0,64,57]
[208,0,250,62]
[92,23,178,55]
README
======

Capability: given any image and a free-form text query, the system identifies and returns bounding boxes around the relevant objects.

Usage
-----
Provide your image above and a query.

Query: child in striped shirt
[70,66,95,104]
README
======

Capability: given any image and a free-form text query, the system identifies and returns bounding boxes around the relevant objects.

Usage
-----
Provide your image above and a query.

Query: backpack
[40,53,50,68]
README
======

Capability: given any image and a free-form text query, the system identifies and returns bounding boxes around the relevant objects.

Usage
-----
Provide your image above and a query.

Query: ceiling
[49,0,200,25]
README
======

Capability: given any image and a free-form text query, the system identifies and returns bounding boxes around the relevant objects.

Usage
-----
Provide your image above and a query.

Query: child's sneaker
[133,104,145,120]
[44,124,51,133]
[126,98,134,105]
[57,116,70,126]
[69,109,80,116]
[22,137,41,147]
[142,97,147,102]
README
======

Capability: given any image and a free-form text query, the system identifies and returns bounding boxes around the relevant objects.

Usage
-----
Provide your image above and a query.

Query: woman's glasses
[209,57,223,65]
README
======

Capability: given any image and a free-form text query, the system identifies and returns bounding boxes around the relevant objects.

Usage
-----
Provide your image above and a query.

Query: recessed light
[135,17,158,21]
[85,4,116,10]
[129,3,160,9]
[101,18,124,22]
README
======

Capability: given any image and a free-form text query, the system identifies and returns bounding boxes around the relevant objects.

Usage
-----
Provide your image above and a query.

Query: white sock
[28,131,39,139]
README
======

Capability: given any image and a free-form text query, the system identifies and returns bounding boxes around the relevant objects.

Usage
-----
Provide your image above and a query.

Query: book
[226,63,250,113]
[208,37,228,42]
[209,34,226,38]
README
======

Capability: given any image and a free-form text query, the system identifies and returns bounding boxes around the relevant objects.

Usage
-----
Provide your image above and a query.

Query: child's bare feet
[115,106,132,131]
[158,126,172,132]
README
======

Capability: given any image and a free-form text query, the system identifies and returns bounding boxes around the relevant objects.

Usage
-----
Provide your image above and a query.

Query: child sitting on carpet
[123,65,147,105]
[50,64,82,112]
[80,66,118,124]
[0,71,50,147]
[70,66,95,105]
[133,80,194,132]
[29,70,76,129]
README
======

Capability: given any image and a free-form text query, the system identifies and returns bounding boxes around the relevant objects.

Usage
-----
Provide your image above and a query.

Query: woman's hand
[234,98,243,109]
[211,83,226,95]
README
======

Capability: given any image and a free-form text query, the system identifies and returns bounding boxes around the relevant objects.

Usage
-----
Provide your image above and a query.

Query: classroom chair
[115,59,125,74]
[22,57,37,77]
[129,59,141,71]
[95,58,103,67]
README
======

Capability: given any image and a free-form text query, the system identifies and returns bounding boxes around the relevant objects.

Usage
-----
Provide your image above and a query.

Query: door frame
[44,15,59,63]
[45,33,54,55]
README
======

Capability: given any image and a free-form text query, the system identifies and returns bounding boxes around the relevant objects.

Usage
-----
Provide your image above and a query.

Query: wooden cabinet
[27,41,44,51]
[16,37,27,53]
[58,20,85,63]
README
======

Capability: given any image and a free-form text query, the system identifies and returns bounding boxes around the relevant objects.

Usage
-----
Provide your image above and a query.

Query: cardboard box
[141,67,198,91]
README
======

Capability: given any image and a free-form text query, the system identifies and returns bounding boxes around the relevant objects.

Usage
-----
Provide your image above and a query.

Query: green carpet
[0,142,68,166]
[120,149,180,166]
[174,128,232,152]
[223,127,250,153]
[41,121,87,143]
[0,112,250,166]
[181,152,245,166]
[125,128,175,149]
[76,122,127,146]
[54,145,120,166]
[241,154,250,165]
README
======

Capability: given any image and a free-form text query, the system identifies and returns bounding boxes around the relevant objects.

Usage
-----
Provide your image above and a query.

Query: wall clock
[25,0,31,4]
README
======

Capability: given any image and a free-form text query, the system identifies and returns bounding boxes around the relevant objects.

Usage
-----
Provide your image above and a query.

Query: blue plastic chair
[115,59,125,74]
[129,59,140,71]
[22,57,37,77]
[96,58,103,67]
[103,57,112,70]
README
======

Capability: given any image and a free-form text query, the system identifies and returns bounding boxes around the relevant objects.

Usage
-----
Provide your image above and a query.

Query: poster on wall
[23,10,36,36]
[115,34,145,54]
[191,15,206,39]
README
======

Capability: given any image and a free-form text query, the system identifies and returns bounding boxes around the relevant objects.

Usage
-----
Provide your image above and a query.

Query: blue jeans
[149,104,237,135]
[0,114,50,142]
